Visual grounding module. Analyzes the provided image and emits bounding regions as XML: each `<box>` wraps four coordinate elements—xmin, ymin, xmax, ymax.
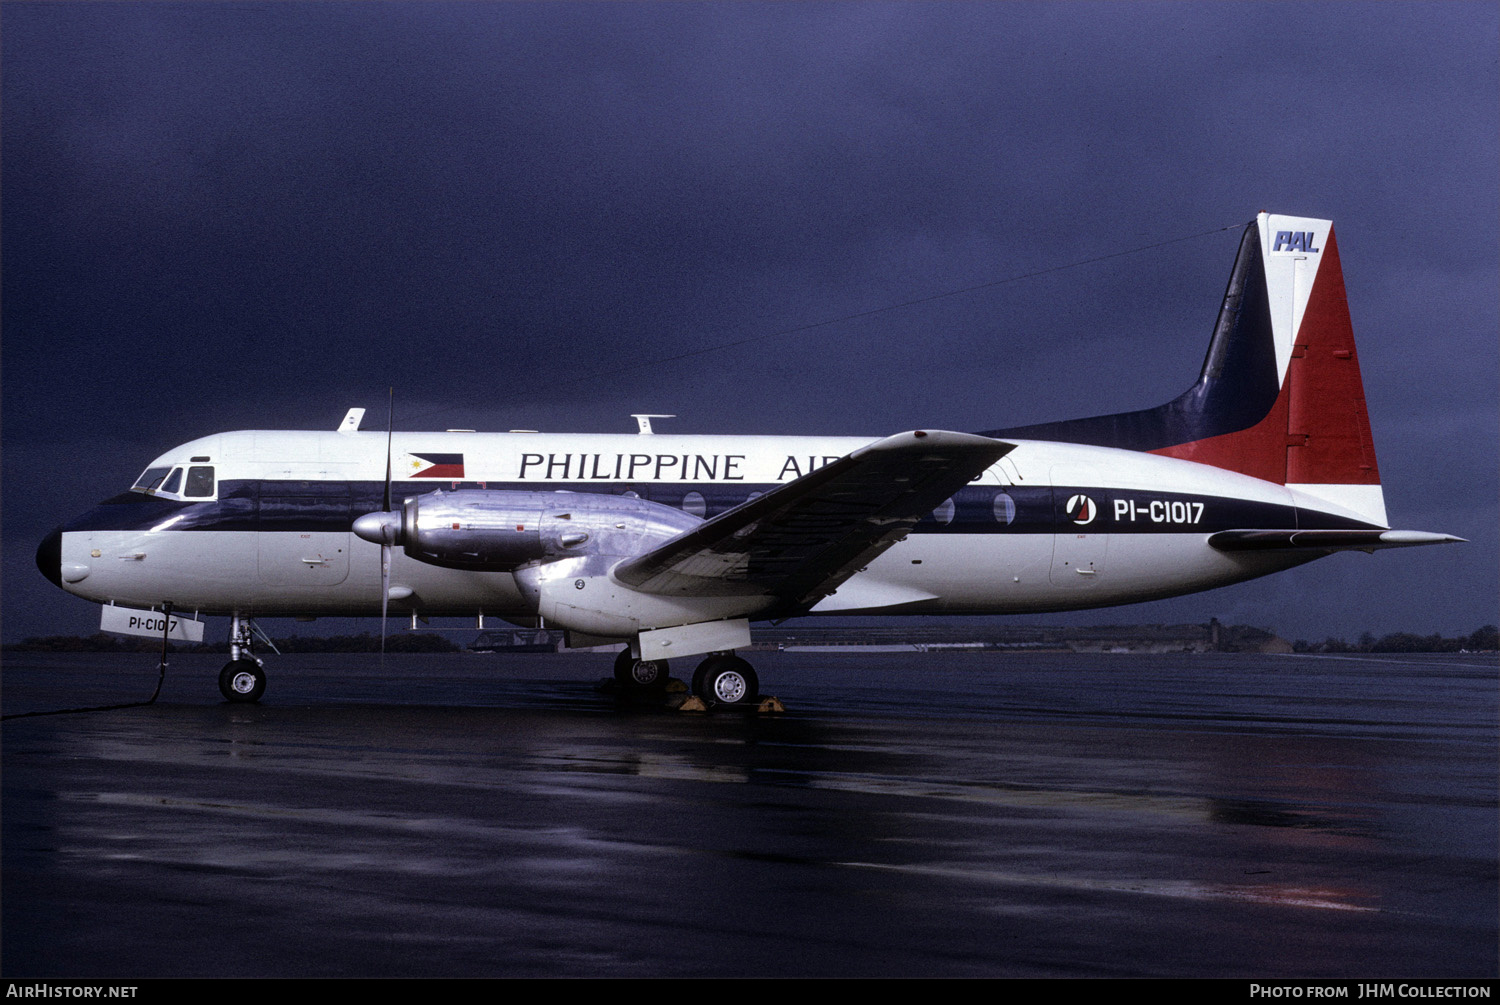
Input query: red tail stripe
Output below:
<box><xmin>1284</xmin><ymin>230</ymin><xmax>1380</xmax><ymax>484</ymax></box>
<box><xmin>1152</xmin><ymin>228</ymin><xmax>1380</xmax><ymax>486</ymax></box>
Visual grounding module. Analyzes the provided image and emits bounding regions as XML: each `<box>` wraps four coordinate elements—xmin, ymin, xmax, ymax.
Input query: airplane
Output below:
<box><xmin>36</xmin><ymin>213</ymin><xmax>1461</xmax><ymax>707</ymax></box>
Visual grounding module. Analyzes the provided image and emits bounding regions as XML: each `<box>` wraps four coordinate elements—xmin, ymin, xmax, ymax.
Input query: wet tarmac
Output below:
<box><xmin>3</xmin><ymin>649</ymin><xmax>1495</xmax><ymax>978</ymax></box>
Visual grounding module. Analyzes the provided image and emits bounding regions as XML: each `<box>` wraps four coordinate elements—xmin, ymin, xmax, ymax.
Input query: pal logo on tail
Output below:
<box><xmin>1272</xmin><ymin>230</ymin><xmax>1320</xmax><ymax>253</ymax></box>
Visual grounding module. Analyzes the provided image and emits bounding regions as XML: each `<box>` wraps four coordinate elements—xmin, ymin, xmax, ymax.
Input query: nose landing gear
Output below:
<box><xmin>219</xmin><ymin>660</ymin><xmax>266</xmax><ymax>703</ymax></box>
<box><xmin>219</xmin><ymin>614</ymin><xmax>271</xmax><ymax>703</ymax></box>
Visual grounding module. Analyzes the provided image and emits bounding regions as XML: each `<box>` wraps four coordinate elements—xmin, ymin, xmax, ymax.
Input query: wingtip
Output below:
<box><xmin>870</xmin><ymin>429</ymin><xmax>1015</xmax><ymax>454</ymax></box>
<box><xmin>1379</xmin><ymin>531</ymin><xmax>1467</xmax><ymax>546</ymax></box>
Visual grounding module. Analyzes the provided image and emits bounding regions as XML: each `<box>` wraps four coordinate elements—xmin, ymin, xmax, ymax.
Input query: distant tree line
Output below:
<box><xmin>4</xmin><ymin>632</ymin><xmax>462</xmax><ymax>654</ymax></box>
<box><xmin>1291</xmin><ymin>625</ymin><xmax>1498</xmax><ymax>654</ymax></box>
<box><xmin>7</xmin><ymin>625</ymin><xmax>1495</xmax><ymax>655</ymax></box>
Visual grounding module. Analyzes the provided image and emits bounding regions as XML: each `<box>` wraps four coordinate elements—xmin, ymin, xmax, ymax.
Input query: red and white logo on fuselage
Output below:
<box><xmin>1065</xmin><ymin>494</ymin><xmax>1097</xmax><ymax>525</ymax></box>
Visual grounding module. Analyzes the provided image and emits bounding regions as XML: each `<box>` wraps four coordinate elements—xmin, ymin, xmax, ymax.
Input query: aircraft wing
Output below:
<box><xmin>613</xmin><ymin>430</ymin><xmax>1014</xmax><ymax>610</ymax></box>
<box><xmin>1208</xmin><ymin>529</ymin><xmax>1465</xmax><ymax>553</ymax></box>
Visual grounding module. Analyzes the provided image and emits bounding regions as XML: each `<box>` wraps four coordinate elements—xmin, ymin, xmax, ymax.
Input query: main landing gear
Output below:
<box><xmin>219</xmin><ymin>614</ymin><xmax>268</xmax><ymax>703</ymax></box>
<box><xmin>612</xmin><ymin>647</ymin><xmax>762</xmax><ymax>707</ymax></box>
<box><xmin>614</xmin><ymin>647</ymin><xmax>670</xmax><ymax>690</ymax></box>
<box><xmin>691</xmin><ymin>653</ymin><xmax>759</xmax><ymax>707</ymax></box>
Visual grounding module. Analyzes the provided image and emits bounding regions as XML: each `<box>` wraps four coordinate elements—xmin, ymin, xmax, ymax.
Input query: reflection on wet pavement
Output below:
<box><xmin>4</xmin><ymin>651</ymin><xmax>1495</xmax><ymax>977</ymax></box>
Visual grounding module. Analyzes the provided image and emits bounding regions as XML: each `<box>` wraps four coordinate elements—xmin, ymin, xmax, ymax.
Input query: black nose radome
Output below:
<box><xmin>36</xmin><ymin>526</ymin><xmax>63</xmax><ymax>589</ymax></box>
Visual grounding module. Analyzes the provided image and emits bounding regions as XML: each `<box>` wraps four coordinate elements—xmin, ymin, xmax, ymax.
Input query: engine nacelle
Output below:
<box><xmin>354</xmin><ymin>489</ymin><xmax>703</xmax><ymax>572</ymax></box>
<box><xmin>512</xmin><ymin>553</ymin><xmax>766</xmax><ymax>640</ymax></box>
<box><xmin>354</xmin><ymin>488</ymin><xmax>771</xmax><ymax>643</ymax></box>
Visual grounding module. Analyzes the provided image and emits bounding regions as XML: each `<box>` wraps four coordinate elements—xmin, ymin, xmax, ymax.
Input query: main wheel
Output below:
<box><xmin>218</xmin><ymin>659</ymin><xmax>266</xmax><ymax>703</ymax></box>
<box><xmin>692</xmin><ymin>655</ymin><xmax>759</xmax><ymax>706</ymax></box>
<box><xmin>613</xmin><ymin>647</ymin><xmax>669</xmax><ymax>689</ymax></box>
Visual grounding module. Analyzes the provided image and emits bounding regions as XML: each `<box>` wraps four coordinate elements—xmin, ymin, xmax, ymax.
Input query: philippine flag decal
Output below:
<box><xmin>405</xmin><ymin>453</ymin><xmax>465</xmax><ymax>479</ymax></box>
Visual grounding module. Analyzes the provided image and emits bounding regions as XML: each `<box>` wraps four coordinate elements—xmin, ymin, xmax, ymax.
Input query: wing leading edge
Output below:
<box><xmin>614</xmin><ymin>430</ymin><xmax>1014</xmax><ymax>611</ymax></box>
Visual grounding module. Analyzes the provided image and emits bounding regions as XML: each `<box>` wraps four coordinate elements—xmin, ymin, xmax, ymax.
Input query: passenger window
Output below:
<box><xmin>160</xmin><ymin>468</ymin><xmax>183</xmax><ymax>495</ymax></box>
<box><xmin>993</xmin><ymin>492</ymin><xmax>1016</xmax><ymax>526</ymax></box>
<box><xmin>184</xmin><ymin>466</ymin><xmax>215</xmax><ymax>498</ymax></box>
<box><xmin>681</xmin><ymin>491</ymin><xmax>707</xmax><ymax>519</ymax></box>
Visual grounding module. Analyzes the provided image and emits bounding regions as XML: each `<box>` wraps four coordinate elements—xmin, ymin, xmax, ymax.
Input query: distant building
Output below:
<box><xmin>469</xmin><ymin>629</ymin><xmax>562</xmax><ymax>653</ymax></box>
<box><xmin>752</xmin><ymin>622</ymin><xmax>1293</xmax><ymax>654</ymax></box>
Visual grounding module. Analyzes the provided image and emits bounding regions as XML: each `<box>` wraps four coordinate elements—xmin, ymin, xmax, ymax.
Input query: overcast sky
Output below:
<box><xmin>4</xmin><ymin>1</ymin><xmax>1496</xmax><ymax>644</ymax></box>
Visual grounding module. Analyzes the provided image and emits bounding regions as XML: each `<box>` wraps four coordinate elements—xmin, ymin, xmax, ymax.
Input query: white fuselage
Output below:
<box><xmin>51</xmin><ymin>428</ymin><xmax>1371</xmax><ymax>623</ymax></box>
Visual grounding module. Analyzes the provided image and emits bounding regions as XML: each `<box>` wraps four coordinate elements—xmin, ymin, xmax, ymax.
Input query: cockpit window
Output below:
<box><xmin>184</xmin><ymin>466</ymin><xmax>215</xmax><ymax>498</ymax></box>
<box><xmin>130</xmin><ymin>463</ymin><xmax>216</xmax><ymax>499</ymax></box>
<box><xmin>132</xmin><ymin>466</ymin><xmax>172</xmax><ymax>493</ymax></box>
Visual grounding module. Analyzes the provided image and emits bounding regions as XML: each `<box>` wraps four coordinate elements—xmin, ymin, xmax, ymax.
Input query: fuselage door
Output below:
<box><xmin>256</xmin><ymin>480</ymin><xmax>352</xmax><ymax>589</ymax></box>
<box><xmin>1049</xmin><ymin>466</ymin><xmax>1110</xmax><ymax>588</ymax></box>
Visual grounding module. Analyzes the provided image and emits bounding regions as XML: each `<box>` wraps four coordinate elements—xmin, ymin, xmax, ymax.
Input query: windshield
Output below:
<box><xmin>131</xmin><ymin>466</ymin><xmax>172</xmax><ymax>493</ymax></box>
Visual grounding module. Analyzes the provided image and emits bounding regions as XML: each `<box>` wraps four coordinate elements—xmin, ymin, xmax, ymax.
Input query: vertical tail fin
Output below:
<box><xmin>982</xmin><ymin>212</ymin><xmax>1387</xmax><ymax>525</ymax></box>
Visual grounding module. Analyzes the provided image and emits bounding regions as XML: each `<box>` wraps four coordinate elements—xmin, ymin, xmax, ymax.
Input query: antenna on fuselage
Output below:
<box><xmin>631</xmin><ymin>414</ymin><xmax>676</xmax><ymax>434</ymax></box>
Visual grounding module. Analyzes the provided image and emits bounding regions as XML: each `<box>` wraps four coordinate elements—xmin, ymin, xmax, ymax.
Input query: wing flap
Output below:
<box><xmin>614</xmin><ymin>430</ymin><xmax>1013</xmax><ymax>608</ymax></box>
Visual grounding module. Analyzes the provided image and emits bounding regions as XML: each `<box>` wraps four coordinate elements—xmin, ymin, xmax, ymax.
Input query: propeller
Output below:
<box><xmin>352</xmin><ymin>389</ymin><xmax>400</xmax><ymax>656</ymax></box>
<box><xmin>381</xmin><ymin>389</ymin><xmax>392</xmax><ymax>654</ymax></box>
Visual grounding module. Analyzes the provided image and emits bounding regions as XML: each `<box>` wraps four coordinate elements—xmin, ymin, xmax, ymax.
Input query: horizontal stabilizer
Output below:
<box><xmin>1208</xmin><ymin>529</ymin><xmax>1465</xmax><ymax>553</ymax></box>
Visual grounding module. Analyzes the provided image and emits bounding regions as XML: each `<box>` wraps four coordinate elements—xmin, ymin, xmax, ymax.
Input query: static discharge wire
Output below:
<box><xmin>2</xmin><ymin>605</ymin><xmax>172</xmax><ymax>720</ymax></box>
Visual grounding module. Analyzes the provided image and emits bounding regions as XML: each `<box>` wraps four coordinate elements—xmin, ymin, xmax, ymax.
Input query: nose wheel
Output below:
<box><xmin>218</xmin><ymin>659</ymin><xmax>266</xmax><ymax>703</ymax></box>
<box><xmin>692</xmin><ymin>654</ymin><xmax>759</xmax><ymax>706</ymax></box>
<box><xmin>220</xmin><ymin>614</ymin><xmax>271</xmax><ymax>702</ymax></box>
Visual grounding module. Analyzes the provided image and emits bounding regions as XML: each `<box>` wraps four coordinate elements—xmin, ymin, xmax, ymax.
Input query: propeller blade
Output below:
<box><xmin>383</xmin><ymin>388</ymin><xmax>394</xmax><ymax>512</ymax></box>
<box><xmin>380</xmin><ymin>542</ymin><xmax>391</xmax><ymax>655</ymax></box>
<box><xmin>381</xmin><ymin>388</ymin><xmax>394</xmax><ymax>656</ymax></box>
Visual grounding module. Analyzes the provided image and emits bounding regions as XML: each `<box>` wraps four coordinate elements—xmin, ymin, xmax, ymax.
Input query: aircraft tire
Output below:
<box><xmin>613</xmin><ymin>648</ymin><xmax>669</xmax><ymax>689</ymax></box>
<box><xmin>218</xmin><ymin>659</ymin><xmax>266</xmax><ymax>703</ymax></box>
<box><xmin>692</xmin><ymin>655</ymin><xmax>759</xmax><ymax>707</ymax></box>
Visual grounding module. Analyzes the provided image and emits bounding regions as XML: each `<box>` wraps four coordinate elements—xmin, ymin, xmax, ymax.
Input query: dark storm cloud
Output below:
<box><xmin>4</xmin><ymin>2</ymin><xmax>1496</xmax><ymax>640</ymax></box>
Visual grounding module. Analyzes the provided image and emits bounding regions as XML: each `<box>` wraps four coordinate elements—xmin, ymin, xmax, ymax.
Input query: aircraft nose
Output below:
<box><xmin>36</xmin><ymin>526</ymin><xmax>63</xmax><ymax>588</ymax></box>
